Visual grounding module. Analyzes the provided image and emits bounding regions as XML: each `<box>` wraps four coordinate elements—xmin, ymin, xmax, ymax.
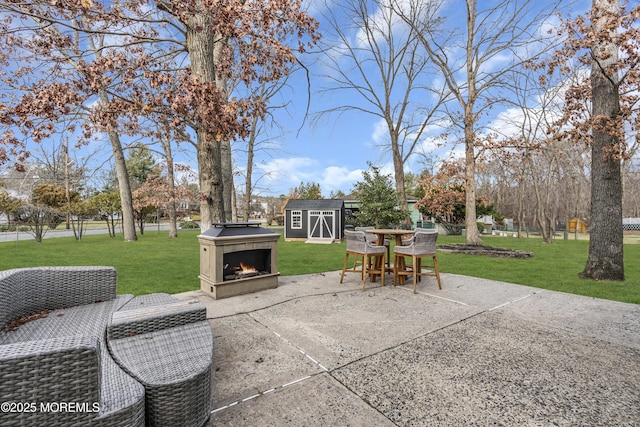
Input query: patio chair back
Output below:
<box><xmin>412</xmin><ymin>229</ymin><xmax>438</xmax><ymax>255</ymax></box>
<box><xmin>345</xmin><ymin>229</ymin><xmax>375</xmax><ymax>254</ymax></box>
<box><xmin>354</xmin><ymin>226</ymin><xmax>377</xmax><ymax>244</ymax></box>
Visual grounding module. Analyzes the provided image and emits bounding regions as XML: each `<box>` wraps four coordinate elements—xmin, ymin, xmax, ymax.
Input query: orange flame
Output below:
<box><xmin>238</xmin><ymin>262</ymin><xmax>258</xmax><ymax>274</ymax></box>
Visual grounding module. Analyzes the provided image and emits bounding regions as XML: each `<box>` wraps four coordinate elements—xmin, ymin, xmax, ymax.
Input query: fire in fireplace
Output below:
<box><xmin>198</xmin><ymin>222</ymin><xmax>280</xmax><ymax>299</ymax></box>
<box><xmin>224</xmin><ymin>249</ymin><xmax>271</xmax><ymax>280</ymax></box>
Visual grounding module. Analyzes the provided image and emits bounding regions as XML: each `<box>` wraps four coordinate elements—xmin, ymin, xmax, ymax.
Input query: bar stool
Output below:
<box><xmin>393</xmin><ymin>229</ymin><xmax>441</xmax><ymax>293</ymax></box>
<box><xmin>340</xmin><ymin>230</ymin><xmax>386</xmax><ymax>290</ymax></box>
<box><xmin>355</xmin><ymin>226</ymin><xmax>391</xmax><ymax>270</ymax></box>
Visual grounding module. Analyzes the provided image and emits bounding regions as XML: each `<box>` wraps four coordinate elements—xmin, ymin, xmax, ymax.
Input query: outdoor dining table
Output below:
<box><xmin>368</xmin><ymin>229</ymin><xmax>415</xmax><ymax>285</ymax></box>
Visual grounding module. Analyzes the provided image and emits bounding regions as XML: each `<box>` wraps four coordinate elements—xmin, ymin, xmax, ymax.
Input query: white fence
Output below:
<box><xmin>623</xmin><ymin>218</ymin><xmax>640</xmax><ymax>231</ymax></box>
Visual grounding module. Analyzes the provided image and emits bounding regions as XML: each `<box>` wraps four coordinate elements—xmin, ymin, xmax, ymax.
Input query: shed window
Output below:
<box><xmin>292</xmin><ymin>210</ymin><xmax>302</xmax><ymax>229</ymax></box>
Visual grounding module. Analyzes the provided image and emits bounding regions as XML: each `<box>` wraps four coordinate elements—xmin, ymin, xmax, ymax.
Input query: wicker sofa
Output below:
<box><xmin>0</xmin><ymin>266</ymin><xmax>212</xmax><ymax>427</ymax></box>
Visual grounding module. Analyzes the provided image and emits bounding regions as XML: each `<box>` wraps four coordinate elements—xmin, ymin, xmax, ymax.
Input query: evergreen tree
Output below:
<box><xmin>353</xmin><ymin>163</ymin><xmax>408</xmax><ymax>228</ymax></box>
<box><xmin>296</xmin><ymin>182</ymin><xmax>323</xmax><ymax>199</ymax></box>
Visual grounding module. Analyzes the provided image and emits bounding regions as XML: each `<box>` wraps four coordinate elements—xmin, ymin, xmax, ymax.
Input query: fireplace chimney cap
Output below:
<box><xmin>212</xmin><ymin>222</ymin><xmax>261</xmax><ymax>228</ymax></box>
<box><xmin>200</xmin><ymin>222</ymin><xmax>279</xmax><ymax>238</ymax></box>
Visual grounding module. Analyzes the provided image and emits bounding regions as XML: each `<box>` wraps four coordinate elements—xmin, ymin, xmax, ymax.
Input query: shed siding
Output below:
<box><xmin>283</xmin><ymin>199</ymin><xmax>345</xmax><ymax>241</ymax></box>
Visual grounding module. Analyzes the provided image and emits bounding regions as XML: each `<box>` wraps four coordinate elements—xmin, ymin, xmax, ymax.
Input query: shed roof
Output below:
<box><xmin>284</xmin><ymin>199</ymin><xmax>344</xmax><ymax>210</ymax></box>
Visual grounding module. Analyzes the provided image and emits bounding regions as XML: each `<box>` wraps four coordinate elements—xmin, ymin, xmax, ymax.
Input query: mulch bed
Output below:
<box><xmin>437</xmin><ymin>244</ymin><xmax>534</xmax><ymax>258</ymax></box>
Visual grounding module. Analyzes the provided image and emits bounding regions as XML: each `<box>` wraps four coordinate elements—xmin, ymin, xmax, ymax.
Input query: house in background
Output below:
<box><xmin>283</xmin><ymin>199</ymin><xmax>345</xmax><ymax>242</ymax></box>
<box><xmin>343</xmin><ymin>195</ymin><xmax>427</xmax><ymax>229</ymax></box>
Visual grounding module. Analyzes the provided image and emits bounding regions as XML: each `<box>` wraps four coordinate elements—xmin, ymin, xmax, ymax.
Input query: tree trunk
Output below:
<box><xmin>531</xmin><ymin>155</ymin><xmax>556</xmax><ymax>244</ymax></box>
<box><xmin>464</xmin><ymin>115</ymin><xmax>482</xmax><ymax>245</ymax></box>
<box><xmin>108</xmin><ymin>131</ymin><xmax>137</xmax><ymax>242</ymax></box>
<box><xmin>231</xmin><ymin>180</ymin><xmax>237</xmax><ymax>221</ymax></box>
<box><xmin>216</xmin><ymin>35</ymin><xmax>234</xmax><ymax>223</ymax></box>
<box><xmin>161</xmin><ymin>136</ymin><xmax>178</xmax><ymax>238</ymax></box>
<box><xmin>516</xmin><ymin>165</ymin><xmax>528</xmax><ymax>238</ymax></box>
<box><xmin>581</xmin><ymin>0</ymin><xmax>624</xmax><ymax>281</ymax></box>
<box><xmin>463</xmin><ymin>0</ymin><xmax>482</xmax><ymax>245</ymax></box>
<box><xmin>221</xmin><ymin>138</ymin><xmax>234</xmax><ymax>222</ymax></box>
<box><xmin>244</xmin><ymin>116</ymin><xmax>258</xmax><ymax>222</ymax></box>
<box><xmin>186</xmin><ymin>6</ymin><xmax>226</xmax><ymax>231</ymax></box>
<box><xmin>391</xmin><ymin>131</ymin><xmax>411</xmax><ymax>228</ymax></box>
<box><xmin>196</xmin><ymin>129</ymin><xmax>225</xmax><ymax>230</ymax></box>
<box><xmin>97</xmin><ymin>87</ymin><xmax>136</xmax><ymax>242</ymax></box>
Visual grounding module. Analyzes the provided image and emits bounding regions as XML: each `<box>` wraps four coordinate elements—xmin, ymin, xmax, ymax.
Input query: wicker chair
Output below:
<box><xmin>355</xmin><ymin>226</ymin><xmax>391</xmax><ymax>269</ymax></box>
<box><xmin>340</xmin><ymin>230</ymin><xmax>386</xmax><ymax>290</ymax></box>
<box><xmin>0</xmin><ymin>267</ymin><xmax>213</xmax><ymax>427</ymax></box>
<box><xmin>0</xmin><ymin>267</ymin><xmax>145</xmax><ymax>426</ymax></box>
<box><xmin>393</xmin><ymin>229</ymin><xmax>442</xmax><ymax>293</ymax></box>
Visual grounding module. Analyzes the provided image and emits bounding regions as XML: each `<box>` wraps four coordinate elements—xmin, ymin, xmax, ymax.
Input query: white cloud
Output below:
<box><xmin>249</xmin><ymin>157</ymin><xmax>365</xmax><ymax>196</ymax></box>
<box><xmin>321</xmin><ymin>166</ymin><xmax>363</xmax><ymax>193</ymax></box>
<box><xmin>258</xmin><ymin>157</ymin><xmax>319</xmax><ymax>188</ymax></box>
<box><xmin>371</xmin><ymin>118</ymin><xmax>389</xmax><ymax>145</ymax></box>
<box><xmin>488</xmin><ymin>108</ymin><xmax>532</xmax><ymax>139</ymax></box>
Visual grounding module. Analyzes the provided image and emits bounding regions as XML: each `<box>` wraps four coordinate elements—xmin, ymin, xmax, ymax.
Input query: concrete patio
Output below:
<box><xmin>176</xmin><ymin>271</ymin><xmax>640</xmax><ymax>426</ymax></box>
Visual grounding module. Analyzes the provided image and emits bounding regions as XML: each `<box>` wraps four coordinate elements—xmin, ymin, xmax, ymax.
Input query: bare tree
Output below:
<box><xmin>490</xmin><ymin>65</ymin><xmax>591</xmax><ymax>242</ymax></box>
<box><xmin>317</xmin><ymin>0</ymin><xmax>448</xmax><ymax>227</ymax></box>
<box><xmin>233</xmin><ymin>67</ymin><xmax>295</xmax><ymax>223</ymax></box>
<box><xmin>158</xmin><ymin>134</ymin><xmax>179</xmax><ymax>238</ymax></box>
<box><xmin>395</xmin><ymin>0</ymin><xmax>564</xmax><ymax>244</ymax></box>
<box><xmin>624</xmin><ymin>158</ymin><xmax>640</xmax><ymax>217</ymax></box>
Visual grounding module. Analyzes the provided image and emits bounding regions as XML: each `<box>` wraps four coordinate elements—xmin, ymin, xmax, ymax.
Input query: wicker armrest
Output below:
<box><xmin>108</xmin><ymin>300</ymin><xmax>206</xmax><ymax>340</ymax></box>
<box><xmin>1</xmin><ymin>267</ymin><xmax>118</xmax><ymax>330</ymax></box>
<box><xmin>0</xmin><ymin>335</ymin><xmax>101</xmax><ymax>404</ymax></box>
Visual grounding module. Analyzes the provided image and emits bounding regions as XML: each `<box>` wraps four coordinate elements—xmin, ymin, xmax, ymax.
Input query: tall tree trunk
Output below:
<box><xmin>464</xmin><ymin>112</ymin><xmax>482</xmax><ymax>245</ymax></box>
<box><xmin>244</xmin><ymin>116</ymin><xmax>257</xmax><ymax>222</ymax></box>
<box><xmin>196</xmin><ymin>129</ymin><xmax>225</xmax><ymax>230</ymax></box>
<box><xmin>463</xmin><ymin>0</ymin><xmax>482</xmax><ymax>245</ymax></box>
<box><xmin>391</xmin><ymin>131</ymin><xmax>411</xmax><ymax>228</ymax></box>
<box><xmin>210</xmin><ymin>31</ymin><xmax>234</xmax><ymax>223</ymax></box>
<box><xmin>222</xmin><ymin>138</ymin><xmax>233</xmax><ymax>222</ymax></box>
<box><xmin>97</xmin><ymin>87</ymin><xmax>137</xmax><ymax>242</ymax></box>
<box><xmin>231</xmin><ymin>180</ymin><xmax>237</xmax><ymax>221</ymax></box>
<box><xmin>532</xmin><ymin>180</ymin><xmax>550</xmax><ymax>243</ymax></box>
<box><xmin>532</xmin><ymin>154</ymin><xmax>557</xmax><ymax>244</ymax></box>
<box><xmin>581</xmin><ymin>0</ymin><xmax>624</xmax><ymax>280</ymax></box>
<box><xmin>160</xmin><ymin>136</ymin><xmax>178</xmax><ymax>238</ymax></box>
<box><xmin>186</xmin><ymin>7</ymin><xmax>226</xmax><ymax>230</ymax></box>
<box><xmin>217</xmin><ymin>35</ymin><xmax>234</xmax><ymax>223</ymax></box>
<box><xmin>108</xmin><ymin>131</ymin><xmax>137</xmax><ymax>242</ymax></box>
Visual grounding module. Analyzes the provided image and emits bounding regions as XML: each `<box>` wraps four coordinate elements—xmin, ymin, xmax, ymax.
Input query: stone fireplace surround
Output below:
<box><xmin>198</xmin><ymin>223</ymin><xmax>280</xmax><ymax>300</ymax></box>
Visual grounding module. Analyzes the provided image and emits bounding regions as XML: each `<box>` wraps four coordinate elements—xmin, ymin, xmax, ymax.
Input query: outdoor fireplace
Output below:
<box><xmin>198</xmin><ymin>222</ymin><xmax>280</xmax><ymax>299</ymax></box>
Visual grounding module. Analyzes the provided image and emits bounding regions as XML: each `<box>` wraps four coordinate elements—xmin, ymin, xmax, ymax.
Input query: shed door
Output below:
<box><xmin>308</xmin><ymin>210</ymin><xmax>334</xmax><ymax>239</ymax></box>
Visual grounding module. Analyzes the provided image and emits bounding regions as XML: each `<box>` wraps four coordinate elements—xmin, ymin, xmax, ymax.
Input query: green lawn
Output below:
<box><xmin>1</xmin><ymin>230</ymin><xmax>638</xmax><ymax>304</ymax></box>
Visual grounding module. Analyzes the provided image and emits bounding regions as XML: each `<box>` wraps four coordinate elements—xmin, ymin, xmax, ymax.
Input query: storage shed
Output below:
<box><xmin>283</xmin><ymin>199</ymin><xmax>345</xmax><ymax>242</ymax></box>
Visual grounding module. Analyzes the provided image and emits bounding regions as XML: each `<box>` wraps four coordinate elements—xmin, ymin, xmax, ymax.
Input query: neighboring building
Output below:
<box><xmin>283</xmin><ymin>199</ymin><xmax>345</xmax><ymax>242</ymax></box>
<box><xmin>344</xmin><ymin>195</ymin><xmax>425</xmax><ymax>229</ymax></box>
<box><xmin>568</xmin><ymin>218</ymin><xmax>587</xmax><ymax>233</ymax></box>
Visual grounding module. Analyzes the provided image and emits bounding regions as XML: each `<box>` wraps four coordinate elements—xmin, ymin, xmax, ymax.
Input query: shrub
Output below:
<box><xmin>179</xmin><ymin>220</ymin><xmax>200</xmax><ymax>229</ymax></box>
